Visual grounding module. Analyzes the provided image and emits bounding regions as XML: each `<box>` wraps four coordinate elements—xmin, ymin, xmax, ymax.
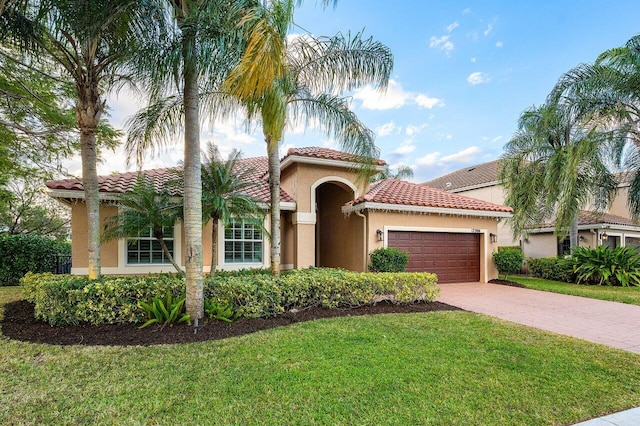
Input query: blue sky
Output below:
<box><xmin>75</xmin><ymin>1</ymin><xmax>640</xmax><ymax>182</ymax></box>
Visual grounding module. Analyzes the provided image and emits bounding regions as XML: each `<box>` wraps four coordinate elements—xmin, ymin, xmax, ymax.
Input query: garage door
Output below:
<box><xmin>388</xmin><ymin>231</ymin><xmax>480</xmax><ymax>283</ymax></box>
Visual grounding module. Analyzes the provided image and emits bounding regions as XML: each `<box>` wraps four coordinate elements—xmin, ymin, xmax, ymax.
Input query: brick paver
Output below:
<box><xmin>437</xmin><ymin>283</ymin><xmax>640</xmax><ymax>353</ymax></box>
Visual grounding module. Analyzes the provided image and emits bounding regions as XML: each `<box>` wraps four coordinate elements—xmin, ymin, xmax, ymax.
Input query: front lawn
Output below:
<box><xmin>510</xmin><ymin>276</ymin><xmax>640</xmax><ymax>306</ymax></box>
<box><xmin>1</xmin><ymin>286</ymin><xmax>640</xmax><ymax>425</ymax></box>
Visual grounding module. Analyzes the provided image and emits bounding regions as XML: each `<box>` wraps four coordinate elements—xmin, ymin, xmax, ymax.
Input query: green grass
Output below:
<box><xmin>510</xmin><ymin>276</ymin><xmax>640</xmax><ymax>306</ymax></box>
<box><xmin>2</xmin><ymin>286</ymin><xmax>640</xmax><ymax>425</ymax></box>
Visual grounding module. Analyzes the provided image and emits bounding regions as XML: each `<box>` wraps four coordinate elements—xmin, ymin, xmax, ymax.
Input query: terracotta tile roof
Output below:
<box><xmin>534</xmin><ymin>210</ymin><xmax>640</xmax><ymax>229</ymax></box>
<box><xmin>284</xmin><ymin>146</ymin><xmax>386</xmax><ymax>166</ymax></box>
<box><xmin>423</xmin><ymin>160</ymin><xmax>500</xmax><ymax>192</ymax></box>
<box><xmin>45</xmin><ymin>157</ymin><xmax>295</xmax><ymax>203</ymax></box>
<box><xmin>350</xmin><ymin>179</ymin><xmax>512</xmax><ymax>213</ymax></box>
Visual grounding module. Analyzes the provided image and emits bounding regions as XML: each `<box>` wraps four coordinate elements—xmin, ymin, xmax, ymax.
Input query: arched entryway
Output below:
<box><xmin>314</xmin><ymin>181</ymin><xmax>364</xmax><ymax>270</ymax></box>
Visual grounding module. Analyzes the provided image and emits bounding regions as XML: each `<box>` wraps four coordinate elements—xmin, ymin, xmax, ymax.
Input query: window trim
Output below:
<box><xmin>125</xmin><ymin>225</ymin><xmax>175</xmax><ymax>266</ymax></box>
<box><xmin>222</xmin><ymin>219</ymin><xmax>264</xmax><ymax>265</ymax></box>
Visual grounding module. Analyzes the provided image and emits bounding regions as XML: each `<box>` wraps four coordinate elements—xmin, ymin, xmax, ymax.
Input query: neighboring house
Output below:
<box><xmin>46</xmin><ymin>147</ymin><xmax>512</xmax><ymax>283</ymax></box>
<box><xmin>424</xmin><ymin>161</ymin><xmax>640</xmax><ymax>258</ymax></box>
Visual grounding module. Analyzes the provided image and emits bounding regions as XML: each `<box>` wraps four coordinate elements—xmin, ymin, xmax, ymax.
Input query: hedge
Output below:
<box><xmin>0</xmin><ymin>234</ymin><xmax>71</xmax><ymax>285</ymax></box>
<box><xmin>527</xmin><ymin>257</ymin><xmax>575</xmax><ymax>282</ymax></box>
<box><xmin>21</xmin><ymin>268</ymin><xmax>439</xmax><ymax>326</ymax></box>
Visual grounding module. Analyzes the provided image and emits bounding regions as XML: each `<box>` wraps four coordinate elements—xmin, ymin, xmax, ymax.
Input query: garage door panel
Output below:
<box><xmin>388</xmin><ymin>231</ymin><xmax>480</xmax><ymax>283</ymax></box>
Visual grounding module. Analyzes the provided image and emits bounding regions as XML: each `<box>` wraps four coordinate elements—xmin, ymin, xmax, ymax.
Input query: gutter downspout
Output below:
<box><xmin>355</xmin><ymin>210</ymin><xmax>367</xmax><ymax>272</ymax></box>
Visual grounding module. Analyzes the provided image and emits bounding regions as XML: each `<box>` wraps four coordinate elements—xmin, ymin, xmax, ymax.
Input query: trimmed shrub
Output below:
<box><xmin>22</xmin><ymin>272</ymin><xmax>184</xmax><ymax>325</ymax></box>
<box><xmin>527</xmin><ymin>257</ymin><xmax>574</xmax><ymax>282</ymax></box>
<box><xmin>571</xmin><ymin>246</ymin><xmax>640</xmax><ymax>286</ymax></box>
<box><xmin>369</xmin><ymin>247</ymin><xmax>409</xmax><ymax>272</ymax></box>
<box><xmin>492</xmin><ymin>247</ymin><xmax>524</xmax><ymax>280</ymax></box>
<box><xmin>0</xmin><ymin>234</ymin><xmax>71</xmax><ymax>285</ymax></box>
<box><xmin>22</xmin><ymin>268</ymin><xmax>440</xmax><ymax>325</ymax></box>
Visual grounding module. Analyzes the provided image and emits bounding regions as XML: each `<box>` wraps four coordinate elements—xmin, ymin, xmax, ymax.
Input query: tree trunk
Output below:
<box><xmin>182</xmin><ymin>29</ymin><xmax>203</xmax><ymax>321</ymax></box>
<box><xmin>267</xmin><ymin>138</ymin><xmax>281</xmax><ymax>276</ymax></box>
<box><xmin>159</xmin><ymin>237</ymin><xmax>185</xmax><ymax>276</ymax></box>
<box><xmin>211</xmin><ymin>215</ymin><xmax>218</xmax><ymax>275</ymax></box>
<box><xmin>77</xmin><ymin>82</ymin><xmax>102</xmax><ymax>280</ymax></box>
<box><xmin>569</xmin><ymin>219</ymin><xmax>579</xmax><ymax>253</ymax></box>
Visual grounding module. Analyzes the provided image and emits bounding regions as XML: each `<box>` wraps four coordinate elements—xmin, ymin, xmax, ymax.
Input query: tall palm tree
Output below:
<box><xmin>126</xmin><ymin>0</ymin><xmax>280</xmax><ymax>322</ymax></box>
<box><xmin>227</xmin><ymin>0</ymin><xmax>393</xmax><ymax>275</ymax></box>
<box><xmin>102</xmin><ymin>176</ymin><xmax>184</xmax><ymax>275</ymax></box>
<box><xmin>2</xmin><ymin>0</ymin><xmax>161</xmax><ymax>279</ymax></box>
<box><xmin>551</xmin><ymin>35</ymin><xmax>640</xmax><ymax>218</ymax></box>
<box><xmin>500</xmin><ymin>102</ymin><xmax>626</xmax><ymax>250</ymax></box>
<box><xmin>200</xmin><ymin>143</ymin><xmax>264</xmax><ymax>272</ymax></box>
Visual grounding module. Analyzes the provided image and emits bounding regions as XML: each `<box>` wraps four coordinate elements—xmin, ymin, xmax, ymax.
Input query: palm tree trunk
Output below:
<box><xmin>182</xmin><ymin>29</ymin><xmax>203</xmax><ymax>322</ymax></box>
<box><xmin>569</xmin><ymin>219</ymin><xmax>579</xmax><ymax>252</ymax></box>
<box><xmin>211</xmin><ymin>215</ymin><xmax>218</xmax><ymax>274</ymax></box>
<box><xmin>267</xmin><ymin>138</ymin><xmax>281</xmax><ymax>276</ymax></box>
<box><xmin>77</xmin><ymin>84</ymin><xmax>102</xmax><ymax>279</ymax></box>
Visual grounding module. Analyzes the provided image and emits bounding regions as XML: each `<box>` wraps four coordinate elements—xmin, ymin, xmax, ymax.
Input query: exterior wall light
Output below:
<box><xmin>601</xmin><ymin>232</ymin><xmax>608</xmax><ymax>241</ymax></box>
<box><xmin>376</xmin><ymin>229</ymin><xmax>383</xmax><ymax>242</ymax></box>
<box><xmin>489</xmin><ymin>233</ymin><xmax>498</xmax><ymax>243</ymax></box>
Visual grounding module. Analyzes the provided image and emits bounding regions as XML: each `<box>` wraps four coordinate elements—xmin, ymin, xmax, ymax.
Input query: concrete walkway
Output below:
<box><xmin>437</xmin><ymin>283</ymin><xmax>640</xmax><ymax>353</ymax></box>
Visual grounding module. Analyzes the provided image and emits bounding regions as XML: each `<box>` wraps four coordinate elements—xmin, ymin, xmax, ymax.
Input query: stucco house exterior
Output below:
<box><xmin>46</xmin><ymin>147</ymin><xmax>512</xmax><ymax>283</ymax></box>
<box><xmin>424</xmin><ymin>161</ymin><xmax>640</xmax><ymax>258</ymax></box>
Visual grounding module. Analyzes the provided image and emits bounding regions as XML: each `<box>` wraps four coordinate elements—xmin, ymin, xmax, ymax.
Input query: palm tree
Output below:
<box><xmin>125</xmin><ymin>0</ymin><xmax>281</xmax><ymax>322</ymax></box>
<box><xmin>227</xmin><ymin>0</ymin><xmax>393</xmax><ymax>275</ymax></box>
<box><xmin>2</xmin><ymin>0</ymin><xmax>161</xmax><ymax>279</ymax></box>
<box><xmin>102</xmin><ymin>176</ymin><xmax>184</xmax><ymax>275</ymax></box>
<box><xmin>500</xmin><ymin>101</ymin><xmax>626</xmax><ymax>250</ymax></box>
<box><xmin>175</xmin><ymin>142</ymin><xmax>265</xmax><ymax>273</ymax></box>
<box><xmin>551</xmin><ymin>35</ymin><xmax>640</xmax><ymax>218</ymax></box>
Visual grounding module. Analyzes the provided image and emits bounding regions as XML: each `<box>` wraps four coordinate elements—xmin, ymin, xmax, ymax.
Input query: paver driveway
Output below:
<box><xmin>437</xmin><ymin>283</ymin><xmax>640</xmax><ymax>353</ymax></box>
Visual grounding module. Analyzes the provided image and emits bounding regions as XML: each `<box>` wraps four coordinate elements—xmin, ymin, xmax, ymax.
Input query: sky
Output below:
<box><xmin>65</xmin><ymin>0</ymin><xmax>640</xmax><ymax>183</ymax></box>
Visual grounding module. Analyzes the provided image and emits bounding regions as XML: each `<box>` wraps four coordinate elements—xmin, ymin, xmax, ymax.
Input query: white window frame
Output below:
<box><xmin>223</xmin><ymin>219</ymin><xmax>264</xmax><ymax>265</ymax></box>
<box><xmin>126</xmin><ymin>225</ymin><xmax>175</xmax><ymax>266</ymax></box>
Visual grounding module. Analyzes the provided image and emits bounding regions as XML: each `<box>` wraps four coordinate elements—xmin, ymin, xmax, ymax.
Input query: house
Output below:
<box><xmin>45</xmin><ymin>147</ymin><xmax>512</xmax><ymax>283</ymax></box>
<box><xmin>424</xmin><ymin>161</ymin><xmax>640</xmax><ymax>257</ymax></box>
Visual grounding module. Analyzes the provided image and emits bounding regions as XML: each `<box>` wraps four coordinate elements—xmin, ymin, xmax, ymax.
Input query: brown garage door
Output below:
<box><xmin>388</xmin><ymin>231</ymin><xmax>480</xmax><ymax>283</ymax></box>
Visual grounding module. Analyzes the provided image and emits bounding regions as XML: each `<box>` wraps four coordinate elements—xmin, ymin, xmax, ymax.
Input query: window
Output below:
<box><xmin>127</xmin><ymin>226</ymin><xmax>174</xmax><ymax>264</ymax></box>
<box><xmin>626</xmin><ymin>236</ymin><xmax>640</xmax><ymax>251</ymax></box>
<box><xmin>224</xmin><ymin>219</ymin><xmax>263</xmax><ymax>263</ymax></box>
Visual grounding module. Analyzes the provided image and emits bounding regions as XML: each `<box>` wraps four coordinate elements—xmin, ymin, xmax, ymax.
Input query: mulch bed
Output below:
<box><xmin>488</xmin><ymin>278</ymin><xmax>526</xmax><ymax>288</ymax></box>
<box><xmin>1</xmin><ymin>300</ymin><xmax>462</xmax><ymax>347</ymax></box>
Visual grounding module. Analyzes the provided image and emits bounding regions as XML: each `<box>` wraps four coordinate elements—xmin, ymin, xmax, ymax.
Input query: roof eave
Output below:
<box><xmin>281</xmin><ymin>155</ymin><xmax>386</xmax><ymax>173</ymax></box>
<box><xmin>47</xmin><ymin>188</ymin><xmax>297</xmax><ymax>211</ymax></box>
<box><xmin>342</xmin><ymin>201</ymin><xmax>512</xmax><ymax>219</ymax></box>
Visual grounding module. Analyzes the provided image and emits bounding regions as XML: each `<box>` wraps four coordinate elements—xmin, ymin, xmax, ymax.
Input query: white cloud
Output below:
<box><xmin>354</xmin><ymin>79</ymin><xmax>409</xmax><ymax>110</ymax></box>
<box><xmin>376</xmin><ymin>121</ymin><xmax>398</xmax><ymax>137</ymax></box>
<box><xmin>446</xmin><ymin>21</ymin><xmax>459</xmax><ymax>33</ymax></box>
<box><xmin>467</xmin><ymin>72</ymin><xmax>490</xmax><ymax>85</ymax></box>
<box><xmin>462</xmin><ymin>7</ymin><xmax>472</xmax><ymax>14</ymax></box>
<box><xmin>496</xmin><ymin>41</ymin><xmax>503</xmax><ymax>48</ymax></box>
<box><xmin>484</xmin><ymin>23</ymin><xmax>493</xmax><ymax>36</ymax></box>
<box><xmin>429</xmin><ymin>35</ymin><xmax>454</xmax><ymax>56</ymax></box>
<box><xmin>440</xmin><ymin>146</ymin><xmax>481</xmax><ymax>163</ymax></box>
<box><xmin>353</xmin><ymin>79</ymin><xmax>444</xmax><ymax>111</ymax></box>
<box><xmin>405</xmin><ymin>124</ymin><xmax>427</xmax><ymax>136</ymax></box>
<box><xmin>470</xmin><ymin>57</ymin><xmax>477</xmax><ymax>63</ymax></box>
<box><xmin>394</xmin><ymin>141</ymin><xmax>416</xmax><ymax>155</ymax></box>
<box><xmin>416</xmin><ymin>152</ymin><xmax>440</xmax><ymax>167</ymax></box>
<box><xmin>415</xmin><ymin>94</ymin><xmax>444</xmax><ymax>109</ymax></box>
<box><xmin>491</xmin><ymin>135</ymin><xmax>503</xmax><ymax>143</ymax></box>
<box><xmin>437</xmin><ymin>133</ymin><xmax>453</xmax><ymax>140</ymax></box>
<box><xmin>281</xmin><ymin>143</ymin><xmax>295</xmax><ymax>154</ymax></box>
<box><xmin>322</xmin><ymin>139</ymin><xmax>338</xmax><ymax>150</ymax></box>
